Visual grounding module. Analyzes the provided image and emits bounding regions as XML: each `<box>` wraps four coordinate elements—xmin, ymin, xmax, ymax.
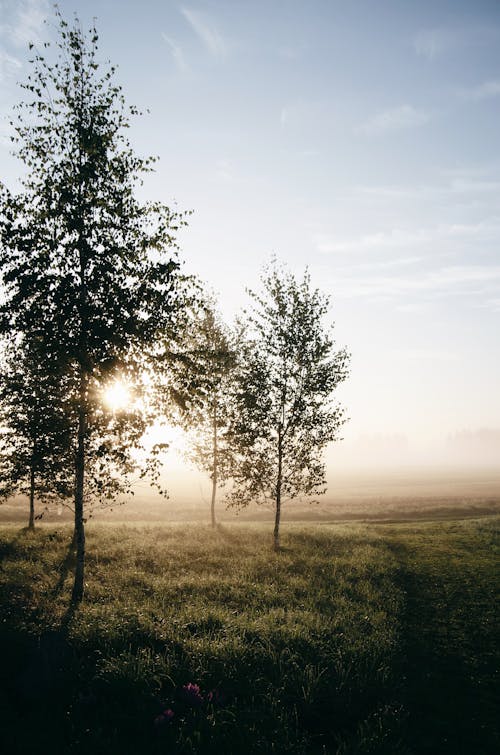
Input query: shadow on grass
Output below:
<box><xmin>389</xmin><ymin>539</ymin><xmax>499</xmax><ymax>755</ymax></box>
<box><xmin>0</xmin><ymin>531</ymin><xmax>87</xmax><ymax>755</ymax></box>
<box><xmin>0</xmin><ymin>526</ymin><xmax>37</xmax><ymax>567</ymax></box>
<box><xmin>50</xmin><ymin>534</ymin><xmax>76</xmax><ymax>600</ymax></box>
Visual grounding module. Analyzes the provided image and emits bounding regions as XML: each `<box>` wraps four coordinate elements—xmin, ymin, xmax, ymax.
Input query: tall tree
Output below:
<box><xmin>0</xmin><ymin>12</ymin><xmax>185</xmax><ymax>600</ymax></box>
<box><xmin>177</xmin><ymin>303</ymin><xmax>236</xmax><ymax>527</ymax></box>
<box><xmin>227</xmin><ymin>262</ymin><xmax>349</xmax><ymax>550</ymax></box>
<box><xmin>0</xmin><ymin>334</ymin><xmax>73</xmax><ymax>528</ymax></box>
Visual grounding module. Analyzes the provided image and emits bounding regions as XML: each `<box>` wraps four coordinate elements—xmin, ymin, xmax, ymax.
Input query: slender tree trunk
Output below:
<box><xmin>72</xmin><ymin>375</ymin><xmax>86</xmax><ymax>603</ymax></box>
<box><xmin>273</xmin><ymin>430</ymin><xmax>283</xmax><ymax>551</ymax></box>
<box><xmin>73</xmin><ymin>177</ymin><xmax>87</xmax><ymax>603</ymax></box>
<box><xmin>211</xmin><ymin>401</ymin><xmax>218</xmax><ymax>528</ymax></box>
<box><xmin>73</xmin><ymin>224</ymin><xmax>88</xmax><ymax>604</ymax></box>
<box><xmin>28</xmin><ymin>466</ymin><xmax>35</xmax><ymax>530</ymax></box>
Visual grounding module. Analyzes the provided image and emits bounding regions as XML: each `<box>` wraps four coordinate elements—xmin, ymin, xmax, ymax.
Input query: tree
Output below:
<box><xmin>227</xmin><ymin>262</ymin><xmax>349</xmax><ymax>550</ymax></box>
<box><xmin>0</xmin><ymin>12</ymin><xmax>185</xmax><ymax>600</ymax></box>
<box><xmin>177</xmin><ymin>302</ymin><xmax>236</xmax><ymax>527</ymax></box>
<box><xmin>0</xmin><ymin>334</ymin><xmax>73</xmax><ymax>528</ymax></box>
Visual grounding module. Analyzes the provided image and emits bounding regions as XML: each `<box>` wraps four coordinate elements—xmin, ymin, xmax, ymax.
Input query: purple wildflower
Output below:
<box><xmin>163</xmin><ymin>708</ymin><xmax>175</xmax><ymax>722</ymax></box>
<box><xmin>180</xmin><ymin>682</ymin><xmax>204</xmax><ymax>708</ymax></box>
<box><xmin>154</xmin><ymin>708</ymin><xmax>175</xmax><ymax>727</ymax></box>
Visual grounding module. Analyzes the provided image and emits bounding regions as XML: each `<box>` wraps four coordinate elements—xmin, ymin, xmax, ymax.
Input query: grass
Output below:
<box><xmin>0</xmin><ymin>516</ymin><xmax>498</xmax><ymax>754</ymax></box>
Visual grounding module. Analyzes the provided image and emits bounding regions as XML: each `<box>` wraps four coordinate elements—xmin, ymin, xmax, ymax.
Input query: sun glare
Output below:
<box><xmin>103</xmin><ymin>380</ymin><xmax>131</xmax><ymax>411</ymax></box>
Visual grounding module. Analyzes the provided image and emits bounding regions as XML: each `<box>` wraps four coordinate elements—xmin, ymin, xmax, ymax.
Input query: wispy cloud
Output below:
<box><xmin>161</xmin><ymin>33</ymin><xmax>189</xmax><ymax>73</ymax></box>
<box><xmin>475</xmin><ymin>297</ymin><xmax>500</xmax><ymax>312</ymax></box>
<box><xmin>413</xmin><ymin>28</ymin><xmax>456</xmax><ymax>60</ymax></box>
<box><xmin>414</xmin><ymin>26</ymin><xmax>500</xmax><ymax>61</ymax></box>
<box><xmin>334</xmin><ymin>256</ymin><xmax>423</xmax><ymax>274</ymax></box>
<box><xmin>334</xmin><ymin>265</ymin><xmax>500</xmax><ymax>300</ymax></box>
<box><xmin>181</xmin><ymin>7</ymin><xmax>226</xmax><ymax>57</ymax></box>
<box><xmin>397</xmin><ymin>348</ymin><xmax>459</xmax><ymax>362</ymax></box>
<box><xmin>214</xmin><ymin>159</ymin><xmax>234</xmax><ymax>182</ymax></box>
<box><xmin>0</xmin><ymin>50</ymin><xmax>21</xmax><ymax>82</ymax></box>
<box><xmin>279</xmin><ymin>99</ymin><xmax>330</xmax><ymax>132</ymax></box>
<box><xmin>315</xmin><ymin>221</ymin><xmax>500</xmax><ymax>255</ymax></box>
<box><xmin>358</xmin><ymin>104</ymin><xmax>430</xmax><ymax>135</ymax></box>
<box><xmin>458</xmin><ymin>79</ymin><xmax>500</xmax><ymax>101</ymax></box>
<box><xmin>341</xmin><ymin>178</ymin><xmax>500</xmax><ymax>203</ymax></box>
<box><xmin>277</xmin><ymin>44</ymin><xmax>306</xmax><ymax>61</ymax></box>
<box><xmin>0</xmin><ymin>0</ymin><xmax>49</xmax><ymax>49</ymax></box>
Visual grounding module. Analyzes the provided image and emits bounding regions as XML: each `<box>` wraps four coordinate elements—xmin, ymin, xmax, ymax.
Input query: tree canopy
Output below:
<box><xmin>0</xmin><ymin>11</ymin><xmax>186</xmax><ymax>600</ymax></box>
<box><xmin>227</xmin><ymin>262</ymin><xmax>350</xmax><ymax>549</ymax></box>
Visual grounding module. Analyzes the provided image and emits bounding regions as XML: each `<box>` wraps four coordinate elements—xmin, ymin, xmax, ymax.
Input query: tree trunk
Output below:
<box><xmin>273</xmin><ymin>430</ymin><xmax>283</xmax><ymax>551</ymax></box>
<box><xmin>210</xmin><ymin>471</ymin><xmax>217</xmax><ymax>528</ymax></box>
<box><xmin>28</xmin><ymin>467</ymin><xmax>35</xmax><ymax>529</ymax></box>
<box><xmin>73</xmin><ymin>207</ymin><xmax>87</xmax><ymax>603</ymax></box>
<box><xmin>273</xmin><ymin>492</ymin><xmax>281</xmax><ymax>551</ymax></box>
<box><xmin>72</xmin><ymin>375</ymin><xmax>86</xmax><ymax>603</ymax></box>
<box><xmin>211</xmin><ymin>401</ymin><xmax>218</xmax><ymax>528</ymax></box>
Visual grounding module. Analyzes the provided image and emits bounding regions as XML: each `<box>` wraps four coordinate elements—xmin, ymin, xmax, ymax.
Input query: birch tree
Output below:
<box><xmin>0</xmin><ymin>334</ymin><xmax>72</xmax><ymax>528</ymax></box>
<box><xmin>179</xmin><ymin>304</ymin><xmax>236</xmax><ymax>527</ymax></box>
<box><xmin>0</xmin><ymin>12</ymin><xmax>185</xmax><ymax>600</ymax></box>
<box><xmin>228</xmin><ymin>262</ymin><xmax>349</xmax><ymax>550</ymax></box>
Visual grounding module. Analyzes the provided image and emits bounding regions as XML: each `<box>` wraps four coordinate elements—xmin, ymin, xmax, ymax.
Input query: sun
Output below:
<box><xmin>103</xmin><ymin>380</ymin><xmax>132</xmax><ymax>411</ymax></box>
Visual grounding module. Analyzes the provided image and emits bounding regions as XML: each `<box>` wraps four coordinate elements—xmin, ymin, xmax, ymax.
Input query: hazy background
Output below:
<box><xmin>1</xmin><ymin>0</ymin><xmax>499</xmax><ymax>503</ymax></box>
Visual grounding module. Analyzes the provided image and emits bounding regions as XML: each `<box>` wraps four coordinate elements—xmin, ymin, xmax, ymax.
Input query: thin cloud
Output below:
<box><xmin>458</xmin><ymin>80</ymin><xmax>500</xmax><ymax>101</ymax></box>
<box><xmin>0</xmin><ymin>50</ymin><xmax>22</xmax><ymax>82</ymax></box>
<box><xmin>414</xmin><ymin>26</ymin><xmax>500</xmax><ymax>61</ymax></box>
<box><xmin>474</xmin><ymin>297</ymin><xmax>500</xmax><ymax>312</ymax></box>
<box><xmin>181</xmin><ymin>7</ymin><xmax>226</xmax><ymax>57</ymax></box>
<box><xmin>0</xmin><ymin>0</ymin><xmax>49</xmax><ymax>49</ymax></box>
<box><xmin>315</xmin><ymin>220</ymin><xmax>500</xmax><ymax>255</ymax></box>
<box><xmin>214</xmin><ymin>159</ymin><xmax>234</xmax><ymax>182</ymax></box>
<box><xmin>358</xmin><ymin>105</ymin><xmax>430</xmax><ymax>135</ymax></box>
<box><xmin>335</xmin><ymin>256</ymin><xmax>423</xmax><ymax>274</ymax></box>
<box><xmin>413</xmin><ymin>28</ymin><xmax>456</xmax><ymax>60</ymax></box>
<box><xmin>340</xmin><ymin>178</ymin><xmax>500</xmax><ymax>204</ymax></box>
<box><xmin>280</xmin><ymin>99</ymin><xmax>331</xmax><ymax>131</ymax></box>
<box><xmin>161</xmin><ymin>33</ymin><xmax>189</xmax><ymax>73</ymax></box>
<box><xmin>334</xmin><ymin>264</ymin><xmax>500</xmax><ymax>300</ymax></box>
<box><xmin>397</xmin><ymin>348</ymin><xmax>459</xmax><ymax>362</ymax></box>
<box><xmin>277</xmin><ymin>43</ymin><xmax>307</xmax><ymax>61</ymax></box>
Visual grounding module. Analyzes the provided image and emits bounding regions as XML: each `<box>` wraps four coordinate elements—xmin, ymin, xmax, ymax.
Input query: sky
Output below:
<box><xmin>1</xmin><ymin>0</ymin><xmax>499</xmax><ymax>477</ymax></box>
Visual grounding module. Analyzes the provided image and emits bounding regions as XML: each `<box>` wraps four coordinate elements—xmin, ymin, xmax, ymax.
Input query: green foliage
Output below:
<box><xmin>0</xmin><ymin>11</ymin><xmax>186</xmax><ymax>497</ymax></box>
<box><xmin>0</xmin><ymin>12</ymin><xmax>190</xmax><ymax>588</ymax></box>
<box><xmin>227</xmin><ymin>262</ymin><xmax>349</xmax><ymax>528</ymax></box>
<box><xmin>177</xmin><ymin>302</ymin><xmax>237</xmax><ymax>508</ymax></box>
<box><xmin>0</xmin><ymin>334</ymin><xmax>73</xmax><ymax>512</ymax></box>
<box><xmin>0</xmin><ymin>517</ymin><xmax>497</xmax><ymax>753</ymax></box>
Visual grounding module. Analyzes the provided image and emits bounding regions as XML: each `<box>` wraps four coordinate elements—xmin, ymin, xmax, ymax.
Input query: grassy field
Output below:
<box><xmin>0</xmin><ymin>516</ymin><xmax>498</xmax><ymax>754</ymax></box>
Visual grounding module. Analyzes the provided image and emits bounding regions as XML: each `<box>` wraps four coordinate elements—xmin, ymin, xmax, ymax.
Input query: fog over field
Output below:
<box><xmin>2</xmin><ymin>463</ymin><xmax>499</xmax><ymax>526</ymax></box>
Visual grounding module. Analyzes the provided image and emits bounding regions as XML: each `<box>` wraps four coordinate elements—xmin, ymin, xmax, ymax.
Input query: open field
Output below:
<box><xmin>1</xmin><ymin>466</ymin><xmax>499</xmax><ymax>526</ymax></box>
<box><xmin>0</xmin><ymin>513</ymin><xmax>498</xmax><ymax>754</ymax></box>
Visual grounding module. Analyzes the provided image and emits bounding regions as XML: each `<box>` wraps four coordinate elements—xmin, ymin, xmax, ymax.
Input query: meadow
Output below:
<box><xmin>0</xmin><ymin>513</ymin><xmax>498</xmax><ymax>754</ymax></box>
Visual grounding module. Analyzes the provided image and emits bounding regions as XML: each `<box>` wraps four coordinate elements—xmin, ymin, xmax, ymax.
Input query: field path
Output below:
<box><xmin>383</xmin><ymin>519</ymin><xmax>499</xmax><ymax>754</ymax></box>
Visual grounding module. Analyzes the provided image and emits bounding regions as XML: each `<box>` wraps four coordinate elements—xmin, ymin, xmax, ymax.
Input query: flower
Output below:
<box><xmin>179</xmin><ymin>682</ymin><xmax>204</xmax><ymax>708</ymax></box>
<box><xmin>163</xmin><ymin>708</ymin><xmax>175</xmax><ymax>722</ymax></box>
<box><xmin>154</xmin><ymin>708</ymin><xmax>175</xmax><ymax>727</ymax></box>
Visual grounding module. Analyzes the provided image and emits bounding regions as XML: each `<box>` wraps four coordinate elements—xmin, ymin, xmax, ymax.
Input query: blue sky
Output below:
<box><xmin>1</xmin><ymin>0</ymin><xmax>499</xmax><ymax>470</ymax></box>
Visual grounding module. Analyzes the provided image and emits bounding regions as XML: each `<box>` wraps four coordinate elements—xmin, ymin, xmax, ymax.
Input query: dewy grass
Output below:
<box><xmin>0</xmin><ymin>517</ymin><xmax>498</xmax><ymax>754</ymax></box>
